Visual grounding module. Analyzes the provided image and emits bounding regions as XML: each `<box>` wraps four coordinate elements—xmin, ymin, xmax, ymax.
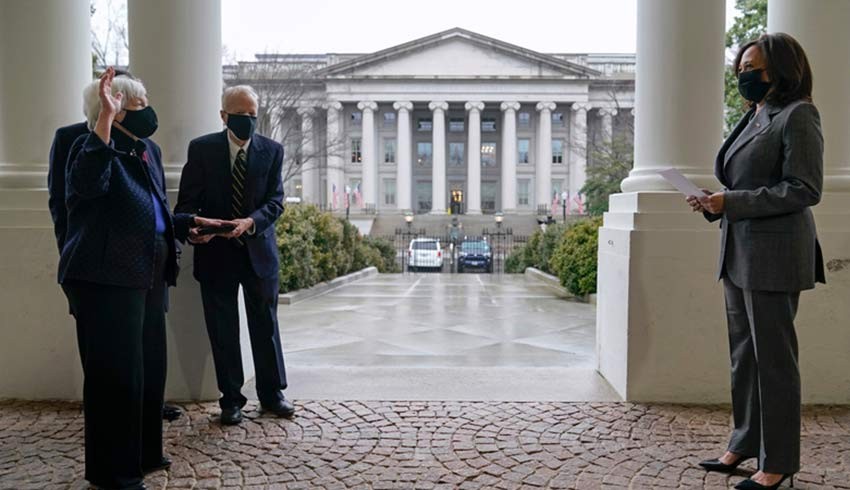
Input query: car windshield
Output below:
<box><xmin>461</xmin><ymin>241</ymin><xmax>490</xmax><ymax>253</ymax></box>
<box><xmin>413</xmin><ymin>241</ymin><xmax>438</xmax><ymax>250</ymax></box>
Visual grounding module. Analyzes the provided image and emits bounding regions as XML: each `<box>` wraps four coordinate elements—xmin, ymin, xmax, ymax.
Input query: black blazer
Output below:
<box><xmin>174</xmin><ymin>130</ymin><xmax>284</xmax><ymax>281</ymax></box>
<box><xmin>48</xmin><ymin>121</ymin><xmax>89</xmax><ymax>252</ymax></box>
<box><xmin>59</xmin><ymin>133</ymin><xmax>191</xmax><ymax>289</ymax></box>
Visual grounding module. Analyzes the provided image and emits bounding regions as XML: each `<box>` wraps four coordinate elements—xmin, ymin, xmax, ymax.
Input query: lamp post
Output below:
<box><xmin>397</xmin><ymin>212</ymin><xmax>417</xmax><ymax>273</ymax></box>
<box><xmin>495</xmin><ymin>211</ymin><xmax>504</xmax><ymax>229</ymax></box>
<box><xmin>561</xmin><ymin>191</ymin><xmax>568</xmax><ymax>224</ymax></box>
<box><xmin>486</xmin><ymin>212</ymin><xmax>511</xmax><ymax>273</ymax></box>
<box><xmin>344</xmin><ymin>185</ymin><xmax>351</xmax><ymax>221</ymax></box>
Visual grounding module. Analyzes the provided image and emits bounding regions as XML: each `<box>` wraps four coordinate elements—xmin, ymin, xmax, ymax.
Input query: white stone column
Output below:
<box><xmin>325</xmin><ymin>101</ymin><xmax>344</xmax><ymax>211</ymax></box>
<box><xmin>465</xmin><ymin>102</ymin><xmax>485</xmax><ymax>215</ymax></box>
<box><xmin>297</xmin><ymin>107</ymin><xmax>317</xmax><ymax>204</ymax></box>
<box><xmin>535</xmin><ymin>102</ymin><xmax>556</xmax><ymax>209</ymax></box>
<box><xmin>429</xmin><ymin>101</ymin><xmax>448</xmax><ymax>214</ymax></box>
<box><xmin>129</xmin><ymin>0</ymin><xmax>227</xmax><ymax>400</ymax></box>
<box><xmin>128</xmin><ymin>0</ymin><xmax>223</xmax><ymax>187</ymax></box>
<box><xmin>569</xmin><ymin>103</ymin><xmax>590</xmax><ymax>206</ymax></box>
<box><xmin>599</xmin><ymin>107</ymin><xmax>618</xmax><ymax>146</ymax></box>
<box><xmin>767</xmin><ymin>0</ymin><xmax>850</xmax><ymax>404</ymax></box>
<box><xmin>0</xmin><ymin>0</ymin><xmax>92</xmax><ymax>399</ymax></box>
<box><xmin>596</xmin><ymin>0</ymin><xmax>728</xmax><ymax>403</ymax></box>
<box><xmin>357</xmin><ymin>101</ymin><xmax>378</xmax><ymax>210</ymax></box>
<box><xmin>500</xmin><ymin>102</ymin><xmax>520</xmax><ymax>213</ymax></box>
<box><xmin>394</xmin><ymin>101</ymin><xmax>413</xmax><ymax>212</ymax></box>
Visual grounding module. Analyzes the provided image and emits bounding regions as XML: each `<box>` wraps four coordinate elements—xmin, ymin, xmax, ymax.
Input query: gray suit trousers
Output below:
<box><xmin>723</xmin><ymin>278</ymin><xmax>801</xmax><ymax>474</ymax></box>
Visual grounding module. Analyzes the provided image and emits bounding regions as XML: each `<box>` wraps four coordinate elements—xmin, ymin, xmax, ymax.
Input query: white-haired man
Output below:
<box><xmin>174</xmin><ymin>85</ymin><xmax>293</xmax><ymax>425</ymax></box>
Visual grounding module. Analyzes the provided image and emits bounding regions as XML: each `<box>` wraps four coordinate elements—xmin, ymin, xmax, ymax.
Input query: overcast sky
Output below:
<box><xmin>92</xmin><ymin>1</ymin><xmax>740</xmax><ymax>64</ymax></box>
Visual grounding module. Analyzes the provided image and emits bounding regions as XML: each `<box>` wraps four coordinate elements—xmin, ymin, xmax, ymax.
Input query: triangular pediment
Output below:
<box><xmin>317</xmin><ymin>28</ymin><xmax>598</xmax><ymax>79</ymax></box>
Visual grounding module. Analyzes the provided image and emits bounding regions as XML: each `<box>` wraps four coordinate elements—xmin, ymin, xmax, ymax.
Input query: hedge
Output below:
<box><xmin>276</xmin><ymin>205</ymin><xmax>399</xmax><ymax>294</ymax></box>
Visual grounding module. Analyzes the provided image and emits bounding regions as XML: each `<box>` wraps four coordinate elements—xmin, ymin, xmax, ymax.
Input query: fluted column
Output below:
<box><xmin>394</xmin><ymin>101</ymin><xmax>413</xmax><ymax>212</ymax></box>
<box><xmin>465</xmin><ymin>102</ymin><xmax>485</xmax><ymax>215</ymax></box>
<box><xmin>325</xmin><ymin>102</ymin><xmax>344</xmax><ymax>211</ymax></box>
<box><xmin>599</xmin><ymin>107</ymin><xmax>618</xmax><ymax>146</ymax></box>
<box><xmin>500</xmin><ymin>102</ymin><xmax>520</xmax><ymax>213</ymax></box>
<box><xmin>570</xmin><ymin>103</ymin><xmax>590</xmax><ymax>205</ymax></box>
<box><xmin>769</xmin><ymin>0</ymin><xmax>850</xmax><ymax>192</ymax></box>
<box><xmin>128</xmin><ymin>0</ymin><xmax>222</xmax><ymax>186</ymax></box>
<box><xmin>535</xmin><ymin>102</ymin><xmax>556</xmax><ymax>208</ymax></box>
<box><xmin>297</xmin><ymin>107</ymin><xmax>317</xmax><ymax>204</ymax></box>
<box><xmin>357</xmin><ymin>101</ymin><xmax>378</xmax><ymax>210</ymax></box>
<box><xmin>619</xmin><ymin>0</ymin><xmax>722</xmax><ymax>192</ymax></box>
<box><xmin>429</xmin><ymin>101</ymin><xmax>448</xmax><ymax>214</ymax></box>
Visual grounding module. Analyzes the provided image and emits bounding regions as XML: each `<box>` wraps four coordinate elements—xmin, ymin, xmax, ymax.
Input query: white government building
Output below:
<box><xmin>225</xmin><ymin>28</ymin><xmax>635</xmax><ymax>215</ymax></box>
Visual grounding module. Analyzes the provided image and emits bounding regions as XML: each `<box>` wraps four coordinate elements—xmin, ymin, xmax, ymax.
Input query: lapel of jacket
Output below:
<box><xmin>246</xmin><ymin>136</ymin><xmax>268</xmax><ymax>199</ymax></box>
<box><xmin>723</xmin><ymin>103</ymin><xmax>782</xmax><ymax>169</ymax></box>
<box><xmin>716</xmin><ymin>109</ymin><xmax>754</xmax><ymax>186</ymax></box>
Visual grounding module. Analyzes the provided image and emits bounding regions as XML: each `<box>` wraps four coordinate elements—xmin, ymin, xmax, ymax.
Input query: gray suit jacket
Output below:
<box><xmin>706</xmin><ymin>100</ymin><xmax>826</xmax><ymax>292</ymax></box>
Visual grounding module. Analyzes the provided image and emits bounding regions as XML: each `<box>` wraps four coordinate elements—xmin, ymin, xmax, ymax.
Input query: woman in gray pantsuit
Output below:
<box><xmin>688</xmin><ymin>33</ymin><xmax>826</xmax><ymax>490</ymax></box>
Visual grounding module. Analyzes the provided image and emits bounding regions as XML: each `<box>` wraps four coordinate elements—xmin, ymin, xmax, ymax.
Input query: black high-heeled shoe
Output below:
<box><xmin>734</xmin><ymin>473</ymin><xmax>794</xmax><ymax>489</ymax></box>
<box><xmin>699</xmin><ymin>455</ymin><xmax>754</xmax><ymax>473</ymax></box>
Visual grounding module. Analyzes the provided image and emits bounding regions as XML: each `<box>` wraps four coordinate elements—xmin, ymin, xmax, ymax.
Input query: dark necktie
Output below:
<box><xmin>232</xmin><ymin>149</ymin><xmax>247</xmax><ymax>246</ymax></box>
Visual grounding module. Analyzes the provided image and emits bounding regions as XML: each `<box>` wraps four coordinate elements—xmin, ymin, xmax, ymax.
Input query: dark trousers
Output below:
<box><xmin>199</xmin><ymin>248</ymin><xmax>287</xmax><ymax>409</ymax></box>
<box><xmin>63</xmin><ymin>237</ymin><xmax>169</xmax><ymax>489</ymax></box>
<box><xmin>723</xmin><ymin>278</ymin><xmax>802</xmax><ymax>474</ymax></box>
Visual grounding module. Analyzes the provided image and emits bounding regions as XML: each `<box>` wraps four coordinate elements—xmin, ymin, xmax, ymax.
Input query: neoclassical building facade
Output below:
<box><xmin>225</xmin><ymin>28</ymin><xmax>635</xmax><ymax>215</ymax></box>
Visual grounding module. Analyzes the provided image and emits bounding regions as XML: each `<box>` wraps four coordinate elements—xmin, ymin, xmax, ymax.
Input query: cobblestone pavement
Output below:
<box><xmin>0</xmin><ymin>401</ymin><xmax>847</xmax><ymax>489</ymax></box>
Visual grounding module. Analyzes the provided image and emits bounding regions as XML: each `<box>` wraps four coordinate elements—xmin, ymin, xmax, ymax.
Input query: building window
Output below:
<box><xmin>518</xmin><ymin>139</ymin><xmax>530</xmax><ymax>164</ymax></box>
<box><xmin>348</xmin><ymin>178</ymin><xmax>362</xmax><ymax>207</ymax></box>
<box><xmin>449</xmin><ymin>142</ymin><xmax>465</xmax><ymax>166</ymax></box>
<box><xmin>293</xmin><ymin>179</ymin><xmax>303</xmax><ymax>199</ymax></box>
<box><xmin>481</xmin><ymin>142</ymin><xmax>497</xmax><ymax>167</ymax></box>
<box><xmin>518</xmin><ymin>112</ymin><xmax>531</xmax><ymax>128</ymax></box>
<box><xmin>383</xmin><ymin>112</ymin><xmax>396</xmax><ymax>127</ymax></box>
<box><xmin>552</xmin><ymin>180</ymin><xmax>565</xmax><ymax>202</ymax></box>
<box><xmin>384</xmin><ymin>139</ymin><xmax>396</xmax><ymax>164</ymax></box>
<box><xmin>552</xmin><ymin>140</ymin><xmax>564</xmax><ymax>164</ymax></box>
<box><xmin>418</xmin><ymin>118</ymin><xmax>432</xmax><ymax>131</ymax></box>
<box><xmin>384</xmin><ymin>179</ymin><xmax>396</xmax><ymax>206</ymax></box>
<box><xmin>518</xmin><ymin>179</ymin><xmax>531</xmax><ymax>206</ymax></box>
<box><xmin>552</xmin><ymin>112</ymin><xmax>565</xmax><ymax>126</ymax></box>
<box><xmin>449</xmin><ymin>118</ymin><xmax>465</xmax><ymax>132</ymax></box>
<box><xmin>351</xmin><ymin>111</ymin><xmax>362</xmax><ymax>126</ymax></box>
<box><xmin>482</xmin><ymin>118</ymin><xmax>497</xmax><ymax>132</ymax></box>
<box><xmin>351</xmin><ymin>137</ymin><xmax>362</xmax><ymax>163</ymax></box>
<box><xmin>417</xmin><ymin>142</ymin><xmax>432</xmax><ymax>166</ymax></box>
<box><xmin>416</xmin><ymin>182</ymin><xmax>432</xmax><ymax>212</ymax></box>
<box><xmin>481</xmin><ymin>182</ymin><xmax>497</xmax><ymax>212</ymax></box>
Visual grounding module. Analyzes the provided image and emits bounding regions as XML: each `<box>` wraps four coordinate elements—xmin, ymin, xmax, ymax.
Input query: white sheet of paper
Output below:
<box><xmin>658</xmin><ymin>168</ymin><xmax>705</xmax><ymax>198</ymax></box>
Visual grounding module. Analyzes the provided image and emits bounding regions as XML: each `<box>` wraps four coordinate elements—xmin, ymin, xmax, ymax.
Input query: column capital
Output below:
<box><xmin>536</xmin><ymin>101</ymin><xmax>557</xmax><ymax>112</ymax></box>
<box><xmin>465</xmin><ymin>101</ymin><xmax>485</xmax><ymax>112</ymax></box>
<box><xmin>428</xmin><ymin>101</ymin><xmax>449</xmax><ymax>112</ymax></box>
<box><xmin>499</xmin><ymin>101</ymin><xmax>521</xmax><ymax>112</ymax></box>
<box><xmin>297</xmin><ymin>106</ymin><xmax>316</xmax><ymax>118</ymax></box>
<box><xmin>571</xmin><ymin>102</ymin><xmax>591</xmax><ymax>113</ymax></box>
<box><xmin>322</xmin><ymin>101</ymin><xmax>343</xmax><ymax>112</ymax></box>
<box><xmin>357</xmin><ymin>101</ymin><xmax>378</xmax><ymax>112</ymax></box>
<box><xmin>393</xmin><ymin>101</ymin><xmax>413</xmax><ymax>112</ymax></box>
<box><xmin>598</xmin><ymin>107</ymin><xmax>619</xmax><ymax>117</ymax></box>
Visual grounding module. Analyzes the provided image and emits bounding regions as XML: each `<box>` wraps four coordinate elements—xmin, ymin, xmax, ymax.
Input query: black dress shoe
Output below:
<box><xmin>699</xmin><ymin>455</ymin><xmax>754</xmax><ymax>473</ymax></box>
<box><xmin>735</xmin><ymin>474</ymin><xmax>794</xmax><ymax>489</ymax></box>
<box><xmin>163</xmin><ymin>404</ymin><xmax>182</xmax><ymax>421</ymax></box>
<box><xmin>261</xmin><ymin>398</ymin><xmax>296</xmax><ymax>418</ymax></box>
<box><xmin>142</xmin><ymin>457</ymin><xmax>172</xmax><ymax>475</ymax></box>
<box><xmin>221</xmin><ymin>406</ymin><xmax>243</xmax><ymax>425</ymax></box>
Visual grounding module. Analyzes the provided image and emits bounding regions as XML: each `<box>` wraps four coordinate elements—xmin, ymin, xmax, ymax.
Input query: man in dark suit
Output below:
<box><xmin>174</xmin><ymin>85</ymin><xmax>294</xmax><ymax>425</ymax></box>
<box><xmin>47</xmin><ymin>70</ymin><xmax>183</xmax><ymax>423</ymax></box>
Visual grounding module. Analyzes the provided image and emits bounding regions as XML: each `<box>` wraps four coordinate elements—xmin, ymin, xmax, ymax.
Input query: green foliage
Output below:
<box><xmin>505</xmin><ymin>224</ymin><xmax>567</xmax><ymax>274</ymax></box>
<box><xmin>549</xmin><ymin>217</ymin><xmax>603</xmax><ymax>297</ymax></box>
<box><xmin>276</xmin><ymin>204</ymin><xmax>398</xmax><ymax>293</ymax></box>
<box><xmin>724</xmin><ymin>0</ymin><xmax>767</xmax><ymax>134</ymax></box>
<box><xmin>582</xmin><ymin>135</ymin><xmax>634</xmax><ymax>216</ymax></box>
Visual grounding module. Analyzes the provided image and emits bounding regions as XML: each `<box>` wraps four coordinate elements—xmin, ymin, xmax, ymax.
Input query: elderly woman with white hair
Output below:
<box><xmin>59</xmin><ymin>67</ymin><xmax>221</xmax><ymax>490</ymax></box>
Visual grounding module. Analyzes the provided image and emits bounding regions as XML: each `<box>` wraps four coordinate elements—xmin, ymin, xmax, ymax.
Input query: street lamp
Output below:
<box><xmin>561</xmin><ymin>191</ymin><xmax>568</xmax><ymax>223</ymax></box>
<box><xmin>404</xmin><ymin>212</ymin><xmax>414</xmax><ymax>230</ymax></box>
<box><xmin>494</xmin><ymin>212</ymin><xmax>504</xmax><ymax>229</ymax></box>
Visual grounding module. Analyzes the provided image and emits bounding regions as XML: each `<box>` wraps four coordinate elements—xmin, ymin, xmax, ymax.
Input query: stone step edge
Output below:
<box><xmin>278</xmin><ymin>267</ymin><xmax>379</xmax><ymax>305</ymax></box>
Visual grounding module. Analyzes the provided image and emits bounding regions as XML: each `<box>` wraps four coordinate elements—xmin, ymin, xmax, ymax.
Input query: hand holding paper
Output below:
<box><xmin>658</xmin><ymin>168</ymin><xmax>705</xmax><ymax>198</ymax></box>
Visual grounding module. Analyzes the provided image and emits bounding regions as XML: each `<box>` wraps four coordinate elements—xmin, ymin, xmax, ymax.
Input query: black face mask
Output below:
<box><xmin>118</xmin><ymin>106</ymin><xmax>158</xmax><ymax>139</ymax></box>
<box><xmin>226</xmin><ymin>114</ymin><xmax>257</xmax><ymax>141</ymax></box>
<box><xmin>738</xmin><ymin>69</ymin><xmax>771</xmax><ymax>103</ymax></box>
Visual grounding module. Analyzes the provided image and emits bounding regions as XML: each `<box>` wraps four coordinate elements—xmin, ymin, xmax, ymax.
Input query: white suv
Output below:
<box><xmin>407</xmin><ymin>238</ymin><xmax>443</xmax><ymax>272</ymax></box>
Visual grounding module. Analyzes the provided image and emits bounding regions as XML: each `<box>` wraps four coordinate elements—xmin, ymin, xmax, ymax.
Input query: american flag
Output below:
<box><xmin>551</xmin><ymin>191</ymin><xmax>560</xmax><ymax>215</ymax></box>
<box><xmin>573</xmin><ymin>194</ymin><xmax>584</xmax><ymax>215</ymax></box>
<box><xmin>332</xmin><ymin>184</ymin><xmax>339</xmax><ymax>210</ymax></box>
<box><xmin>344</xmin><ymin>186</ymin><xmax>351</xmax><ymax>209</ymax></box>
<box><xmin>353</xmin><ymin>183</ymin><xmax>362</xmax><ymax>208</ymax></box>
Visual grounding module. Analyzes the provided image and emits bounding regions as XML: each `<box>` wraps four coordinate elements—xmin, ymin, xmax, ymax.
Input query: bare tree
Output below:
<box><xmin>90</xmin><ymin>0</ymin><xmax>129</xmax><ymax>68</ymax></box>
<box><xmin>226</xmin><ymin>57</ymin><xmax>347</xmax><ymax>187</ymax></box>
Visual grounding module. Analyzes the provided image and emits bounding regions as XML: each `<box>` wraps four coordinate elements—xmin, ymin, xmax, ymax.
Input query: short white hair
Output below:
<box><xmin>82</xmin><ymin>75</ymin><xmax>147</xmax><ymax>130</ymax></box>
<box><xmin>222</xmin><ymin>85</ymin><xmax>259</xmax><ymax>111</ymax></box>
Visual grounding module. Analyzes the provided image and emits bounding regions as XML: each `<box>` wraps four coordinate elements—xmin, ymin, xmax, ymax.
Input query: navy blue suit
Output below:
<box><xmin>48</xmin><ymin>122</ymin><xmax>89</xmax><ymax>252</ymax></box>
<box><xmin>61</xmin><ymin>131</ymin><xmax>191</xmax><ymax>489</ymax></box>
<box><xmin>175</xmin><ymin>130</ymin><xmax>287</xmax><ymax>410</ymax></box>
